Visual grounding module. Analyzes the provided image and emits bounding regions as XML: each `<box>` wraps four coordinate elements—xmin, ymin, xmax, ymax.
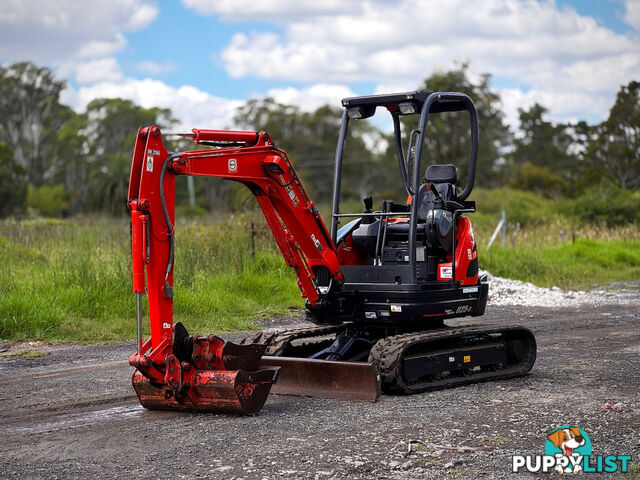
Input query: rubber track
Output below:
<box><xmin>265</xmin><ymin>324</ymin><xmax>346</xmax><ymax>356</ymax></box>
<box><xmin>368</xmin><ymin>325</ymin><xmax>536</xmax><ymax>394</ymax></box>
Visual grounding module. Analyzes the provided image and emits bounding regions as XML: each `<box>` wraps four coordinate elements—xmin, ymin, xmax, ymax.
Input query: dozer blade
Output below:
<box><xmin>260</xmin><ymin>356</ymin><xmax>381</xmax><ymax>402</ymax></box>
<box><xmin>132</xmin><ymin>367</ymin><xmax>280</xmax><ymax>415</ymax></box>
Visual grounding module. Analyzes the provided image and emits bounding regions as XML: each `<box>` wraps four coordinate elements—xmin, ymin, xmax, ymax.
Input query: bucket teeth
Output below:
<box><xmin>221</xmin><ymin>341</ymin><xmax>268</xmax><ymax>371</ymax></box>
<box><xmin>221</xmin><ymin>330</ymin><xmax>277</xmax><ymax>370</ymax></box>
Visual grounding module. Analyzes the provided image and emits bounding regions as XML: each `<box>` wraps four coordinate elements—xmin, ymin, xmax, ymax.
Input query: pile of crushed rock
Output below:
<box><xmin>485</xmin><ymin>272</ymin><xmax>639</xmax><ymax>307</ymax></box>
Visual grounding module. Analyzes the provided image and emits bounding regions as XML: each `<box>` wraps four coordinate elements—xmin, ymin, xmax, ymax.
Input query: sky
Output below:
<box><xmin>0</xmin><ymin>0</ymin><xmax>639</xmax><ymax>131</ymax></box>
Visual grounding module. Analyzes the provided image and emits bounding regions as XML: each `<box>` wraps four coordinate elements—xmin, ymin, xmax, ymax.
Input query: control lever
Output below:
<box><xmin>428</xmin><ymin>182</ymin><xmax>445</xmax><ymax>208</ymax></box>
<box><xmin>428</xmin><ymin>183</ymin><xmax>464</xmax><ymax>211</ymax></box>
<box><xmin>362</xmin><ymin>196</ymin><xmax>374</xmax><ymax>224</ymax></box>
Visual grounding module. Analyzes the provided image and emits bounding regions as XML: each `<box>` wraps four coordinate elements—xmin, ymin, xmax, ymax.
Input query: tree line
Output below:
<box><xmin>0</xmin><ymin>61</ymin><xmax>638</xmax><ymax>219</ymax></box>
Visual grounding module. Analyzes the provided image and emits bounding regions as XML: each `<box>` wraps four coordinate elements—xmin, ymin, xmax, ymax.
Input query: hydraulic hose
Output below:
<box><xmin>160</xmin><ymin>153</ymin><xmax>182</xmax><ymax>299</ymax></box>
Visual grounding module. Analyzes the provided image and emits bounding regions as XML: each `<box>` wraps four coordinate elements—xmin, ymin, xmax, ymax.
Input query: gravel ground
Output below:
<box><xmin>1</xmin><ymin>280</ymin><xmax>639</xmax><ymax>479</ymax></box>
<box><xmin>486</xmin><ymin>272</ymin><xmax>639</xmax><ymax>307</ymax></box>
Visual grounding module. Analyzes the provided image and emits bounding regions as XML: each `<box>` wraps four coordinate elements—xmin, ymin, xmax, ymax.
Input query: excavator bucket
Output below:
<box><xmin>129</xmin><ymin>325</ymin><xmax>281</xmax><ymax>415</ymax></box>
<box><xmin>260</xmin><ymin>356</ymin><xmax>381</xmax><ymax>402</ymax></box>
<box><xmin>132</xmin><ymin>367</ymin><xmax>280</xmax><ymax>414</ymax></box>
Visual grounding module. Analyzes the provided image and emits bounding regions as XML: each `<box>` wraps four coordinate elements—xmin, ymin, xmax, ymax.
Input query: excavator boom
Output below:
<box><xmin>127</xmin><ymin>126</ymin><xmax>378</xmax><ymax>413</ymax></box>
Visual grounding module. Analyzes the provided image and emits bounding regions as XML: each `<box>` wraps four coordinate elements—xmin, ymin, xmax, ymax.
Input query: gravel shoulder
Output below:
<box><xmin>1</xmin><ymin>283</ymin><xmax>639</xmax><ymax>479</ymax></box>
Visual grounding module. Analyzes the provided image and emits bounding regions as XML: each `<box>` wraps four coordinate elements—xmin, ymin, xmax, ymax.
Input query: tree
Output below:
<box><xmin>511</xmin><ymin>103</ymin><xmax>583</xmax><ymax>186</ymax></box>
<box><xmin>508</xmin><ymin>162</ymin><xmax>567</xmax><ymax>199</ymax></box>
<box><xmin>234</xmin><ymin>99</ymin><xmax>385</xmax><ymax>206</ymax></box>
<box><xmin>414</xmin><ymin>64</ymin><xmax>512</xmax><ymax>189</ymax></box>
<box><xmin>586</xmin><ymin>81</ymin><xmax>640</xmax><ymax>189</ymax></box>
<box><xmin>84</xmin><ymin>99</ymin><xmax>173</xmax><ymax>215</ymax></box>
<box><xmin>0</xmin><ymin>142</ymin><xmax>27</xmax><ymax>217</ymax></box>
<box><xmin>0</xmin><ymin>62</ymin><xmax>69</xmax><ymax>186</ymax></box>
<box><xmin>54</xmin><ymin>110</ymin><xmax>89</xmax><ymax>215</ymax></box>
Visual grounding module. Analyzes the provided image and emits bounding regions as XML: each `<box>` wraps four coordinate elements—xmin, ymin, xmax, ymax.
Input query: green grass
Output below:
<box><xmin>626</xmin><ymin>464</ymin><xmax>640</xmax><ymax>479</ymax></box>
<box><xmin>0</xmin><ymin>216</ymin><xmax>300</xmax><ymax>342</ymax></box>
<box><xmin>0</xmin><ymin>350</ymin><xmax>49</xmax><ymax>361</ymax></box>
<box><xmin>480</xmin><ymin>239</ymin><xmax>640</xmax><ymax>289</ymax></box>
<box><xmin>1</xmin><ymin>212</ymin><xmax>638</xmax><ymax>342</ymax></box>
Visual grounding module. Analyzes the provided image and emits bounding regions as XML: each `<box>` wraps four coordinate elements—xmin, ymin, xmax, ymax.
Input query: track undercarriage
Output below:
<box><xmin>263</xmin><ymin>322</ymin><xmax>536</xmax><ymax>395</ymax></box>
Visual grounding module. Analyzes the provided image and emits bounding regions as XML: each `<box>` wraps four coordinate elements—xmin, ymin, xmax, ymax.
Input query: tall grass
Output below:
<box><xmin>0</xmin><ymin>216</ymin><xmax>300</xmax><ymax>342</ymax></box>
<box><xmin>1</xmin><ymin>211</ymin><xmax>638</xmax><ymax>342</ymax></box>
<box><xmin>480</xmin><ymin>239</ymin><xmax>640</xmax><ymax>289</ymax></box>
<box><xmin>473</xmin><ymin>217</ymin><xmax>640</xmax><ymax>250</ymax></box>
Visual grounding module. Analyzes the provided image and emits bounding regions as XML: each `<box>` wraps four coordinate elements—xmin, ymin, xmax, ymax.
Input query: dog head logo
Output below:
<box><xmin>545</xmin><ymin>425</ymin><xmax>592</xmax><ymax>473</ymax></box>
<box><xmin>513</xmin><ymin>425</ymin><xmax>631</xmax><ymax>474</ymax></box>
<box><xmin>547</xmin><ymin>426</ymin><xmax>585</xmax><ymax>456</ymax></box>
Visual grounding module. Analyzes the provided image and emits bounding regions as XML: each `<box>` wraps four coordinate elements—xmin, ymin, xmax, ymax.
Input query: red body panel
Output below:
<box><xmin>336</xmin><ymin>233</ymin><xmax>365</xmax><ymax>266</ymax></box>
<box><xmin>436</xmin><ymin>217</ymin><xmax>478</xmax><ymax>285</ymax></box>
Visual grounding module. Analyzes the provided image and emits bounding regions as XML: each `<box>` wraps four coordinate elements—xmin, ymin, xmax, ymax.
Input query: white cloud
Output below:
<box><xmin>218</xmin><ymin>0</ymin><xmax>637</xmax><ymax>84</ymax></box>
<box><xmin>62</xmin><ymin>79</ymin><xmax>359</xmax><ymax>131</ymax></box>
<box><xmin>182</xmin><ymin>0</ymin><xmax>364</xmax><ymax>20</ymax></box>
<box><xmin>136</xmin><ymin>61</ymin><xmax>179</xmax><ymax>75</ymax></box>
<box><xmin>625</xmin><ymin>0</ymin><xmax>640</xmax><ymax>30</ymax></box>
<box><xmin>76</xmin><ymin>33</ymin><xmax>127</xmax><ymax>59</ymax></box>
<box><xmin>265</xmin><ymin>84</ymin><xmax>357</xmax><ymax>111</ymax></box>
<box><xmin>73</xmin><ymin>57</ymin><xmax>124</xmax><ymax>84</ymax></box>
<box><xmin>214</xmin><ymin>0</ymin><xmax>640</xmax><ymax>126</ymax></box>
<box><xmin>62</xmin><ymin>78</ymin><xmax>244</xmax><ymax>131</ymax></box>
<box><xmin>5</xmin><ymin>0</ymin><xmax>637</xmax><ymax>134</ymax></box>
<box><xmin>0</xmin><ymin>0</ymin><xmax>157</xmax><ymax>63</ymax></box>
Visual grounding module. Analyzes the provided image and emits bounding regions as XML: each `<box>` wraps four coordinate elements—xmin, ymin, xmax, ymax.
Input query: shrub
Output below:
<box><xmin>558</xmin><ymin>180</ymin><xmax>640</xmax><ymax>225</ymax></box>
<box><xmin>26</xmin><ymin>184</ymin><xmax>69</xmax><ymax>217</ymax></box>
<box><xmin>509</xmin><ymin>162</ymin><xmax>568</xmax><ymax>199</ymax></box>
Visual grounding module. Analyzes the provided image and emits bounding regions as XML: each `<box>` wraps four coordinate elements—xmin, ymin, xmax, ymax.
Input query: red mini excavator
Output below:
<box><xmin>127</xmin><ymin>91</ymin><xmax>536</xmax><ymax>414</ymax></box>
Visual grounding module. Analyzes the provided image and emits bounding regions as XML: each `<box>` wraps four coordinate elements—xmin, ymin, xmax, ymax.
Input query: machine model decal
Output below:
<box><xmin>311</xmin><ymin>234</ymin><xmax>323</xmax><ymax>252</ymax></box>
<box><xmin>286</xmin><ymin>185</ymin><xmax>299</xmax><ymax>206</ymax></box>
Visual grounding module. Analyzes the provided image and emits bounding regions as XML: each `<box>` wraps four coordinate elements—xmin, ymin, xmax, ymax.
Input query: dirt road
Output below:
<box><xmin>1</xmin><ymin>300</ymin><xmax>639</xmax><ymax>479</ymax></box>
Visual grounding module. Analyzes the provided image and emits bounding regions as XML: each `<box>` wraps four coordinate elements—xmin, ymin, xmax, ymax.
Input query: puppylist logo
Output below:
<box><xmin>512</xmin><ymin>425</ymin><xmax>632</xmax><ymax>474</ymax></box>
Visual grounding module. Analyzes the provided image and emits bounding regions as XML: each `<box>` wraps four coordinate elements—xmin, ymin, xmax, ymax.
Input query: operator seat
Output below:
<box><xmin>416</xmin><ymin>164</ymin><xmax>458</xmax><ymax>220</ymax></box>
<box><xmin>383</xmin><ymin>164</ymin><xmax>459</xmax><ymax>254</ymax></box>
<box><xmin>386</xmin><ymin>164</ymin><xmax>459</xmax><ymax>234</ymax></box>
<box><xmin>350</xmin><ymin>165</ymin><xmax>459</xmax><ymax>257</ymax></box>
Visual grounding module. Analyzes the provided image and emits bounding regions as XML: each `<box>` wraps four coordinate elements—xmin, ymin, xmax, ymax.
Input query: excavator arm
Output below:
<box><xmin>129</xmin><ymin>126</ymin><xmax>342</xmax><ymax>327</ymax></box>
<box><xmin>126</xmin><ymin>126</ymin><xmax>369</xmax><ymax>414</ymax></box>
